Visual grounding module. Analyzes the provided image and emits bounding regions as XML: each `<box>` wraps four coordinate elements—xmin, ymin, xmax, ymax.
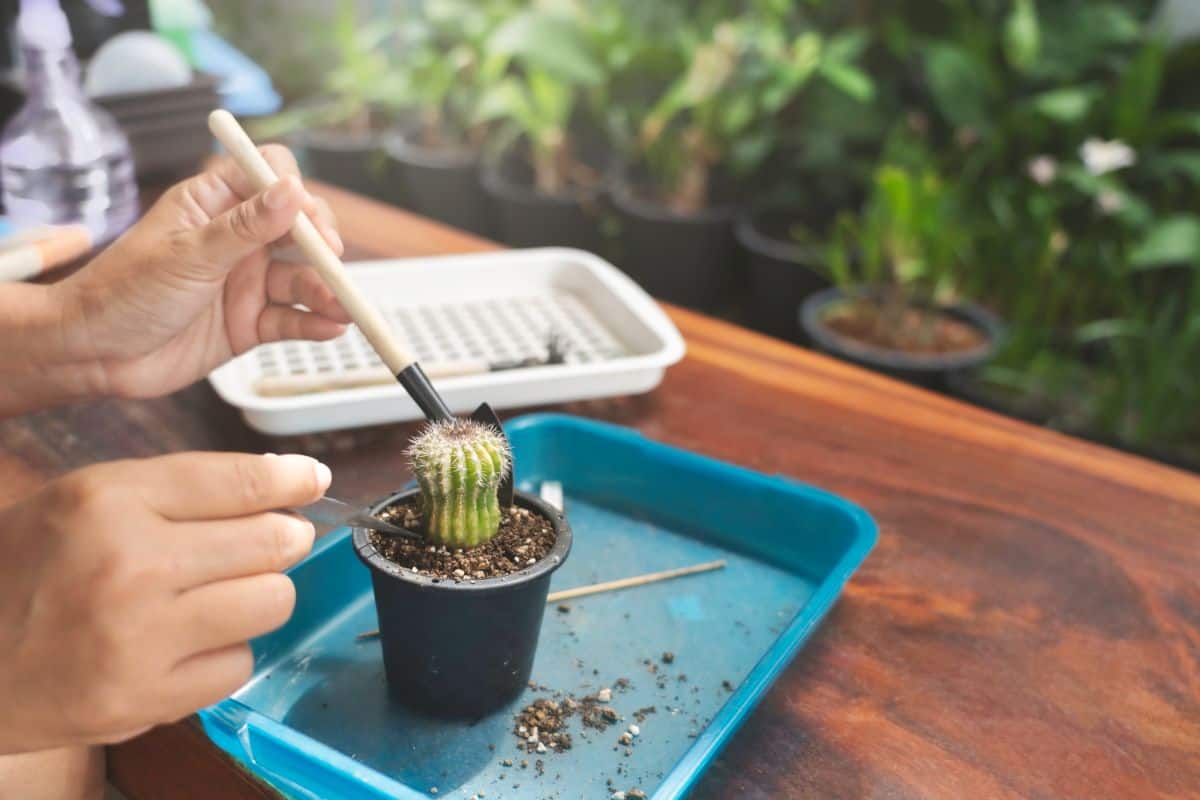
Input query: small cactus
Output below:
<box><xmin>407</xmin><ymin>419</ymin><xmax>511</xmax><ymax>548</ymax></box>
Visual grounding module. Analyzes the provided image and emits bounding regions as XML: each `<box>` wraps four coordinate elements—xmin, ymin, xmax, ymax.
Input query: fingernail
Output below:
<box><xmin>263</xmin><ymin>452</ymin><xmax>277</xmax><ymax>457</ymax></box>
<box><xmin>313</xmin><ymin>460</ymin><xmax>332</xmax><ymax>490</ymax></box>
<box><xmin>284</xmin><ymin>517</ymin><xmax>314</xmax><ymax>558</ymax></box>
<box><xmin>264</xmin><ymin>177</ymin><xmax>296</xmax><ymax>210</ymax></box>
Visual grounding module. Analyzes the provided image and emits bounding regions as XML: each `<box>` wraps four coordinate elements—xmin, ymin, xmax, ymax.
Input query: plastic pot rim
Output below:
<box><xmin>735</xmin><ymin>209</ymin><xmax>827</xmax><ymax>268</ymax></box>
<box><xmin>91</xmin><ymin>72</ymin><xmax>220</xmax><ymax>105</ymax></box>
<box><xmin>609</xmin><ymin>174</ymin><xmax>739</xmax><ymax>225</ymax></box>
<box><xmin>352</xmin><ymin>488</ymin><xmax>572</xmax><ymax>594</ymax></box>
<box><xmin>290</xmin><ymin>126</ymin><xmax>388</xmax><ymax>153</ymax></box>
<box><xmin>800</xmin><ymin>284</ymin><xmax>1006</xmax><ymax>373</ymax></box>
<box><xmin>479</xmin><ymin>158</ymin><xmax>603</xmax><ymax>209</ymax></box>
<box><xmin>384</xmin><ymin>127</ymin><xmax>481</xmax><ymax>170</ymax></box>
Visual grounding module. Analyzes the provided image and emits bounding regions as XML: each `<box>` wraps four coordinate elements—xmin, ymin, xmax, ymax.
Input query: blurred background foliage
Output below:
<box><xmin>208</xmin><ymin>0</ymin><xmax>1200</xmax><ymax>468</ymax></box>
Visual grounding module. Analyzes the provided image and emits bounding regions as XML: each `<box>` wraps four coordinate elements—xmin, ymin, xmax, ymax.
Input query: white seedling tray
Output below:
<box><xmin>208</xmin><ymin>248</ymin><xmax>686</xmax><ymax>435</ymax></box>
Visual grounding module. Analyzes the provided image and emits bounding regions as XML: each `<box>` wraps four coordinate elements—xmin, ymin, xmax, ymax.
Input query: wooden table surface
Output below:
<box><xmin>3</xmin><ymin>184</ymin><xmax>1198</xmax><ymax>799</ymax></box>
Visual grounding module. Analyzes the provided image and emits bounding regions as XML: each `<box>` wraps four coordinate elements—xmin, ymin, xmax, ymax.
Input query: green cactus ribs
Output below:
<box><xmin>408</xmin><ymin>418</ymin><xmax>512</xmax><ymax>548</ymax></box>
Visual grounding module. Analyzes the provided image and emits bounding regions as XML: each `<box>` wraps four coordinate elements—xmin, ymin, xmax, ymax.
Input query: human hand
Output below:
<box><xmin>50</xmin><ymin>146</ymin><xmax>351</xmax><ymax>398</ymax></box>
<box><xmin>0</xmin><ymin>452</ymin><xmax>329</xmax><ymax>753</ymax></box>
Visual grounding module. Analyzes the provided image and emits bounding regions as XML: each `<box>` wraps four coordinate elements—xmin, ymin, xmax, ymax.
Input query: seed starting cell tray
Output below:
<box><xmin>207</xmin><ymin>248</ymin><xmax>685</xmax><ymax>435</ymax></box>
<box><xmin>199</xmin><ymin>414</ymin><xmax>877</xmax><ymax>799</ymax></box>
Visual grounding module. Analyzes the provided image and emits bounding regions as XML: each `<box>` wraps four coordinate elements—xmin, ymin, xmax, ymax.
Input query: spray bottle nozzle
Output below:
<box><xmin>17</xmin><ymin>0</ymin><xmax>72</xmax><ymax>51</ymax></box>
<box><xmin>17</xmin><ymin>0</ymin><xmax>125</xmax><ymax>51</ymax></box>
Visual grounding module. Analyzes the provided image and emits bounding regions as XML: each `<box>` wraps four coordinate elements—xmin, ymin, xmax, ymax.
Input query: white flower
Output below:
<box><xmin>1096</xmin><ymin>189</ymin><xmax>1124</xmax><ymax>215</ymax></box>
<box><xmin>1027</xmin><ymin>155</ymin><xmax>1058</xmax><ymax>185</ymax></box>
<box><xmin>1080</xmin><ymin>138</ymin><xmax>1136</xmax><ymax>175</ymax></box>
<box><xmin>714</xmin><ymin>21</ymin><xmax>741</xmax><ymax>51</ymax></box>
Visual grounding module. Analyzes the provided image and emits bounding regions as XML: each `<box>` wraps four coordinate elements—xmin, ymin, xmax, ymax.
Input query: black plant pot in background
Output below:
<box><xmin>353</xmin><ymin>489</ymin><xmax>572</xmax><ymax>719</ymax></box>
<box><xmin>735</xmin><ymin>209</ymin><xmax>831</xmax><ymax>341</ymax></box>
<box><xmin>800</xmin><ymin>285</ymin><xmax>1004</xmax><ymax>389</ymax></box>
<box><xmin>96</xmin><ymin>75</ymin><xmax>220</xmax><ymax>181</ymax></box>
<box><xmin>610</xmin><ymin>177</ymin><xmax>738</xmax><ymax>311</ymax></box>
<box><xmin>481</xmin><ymin>156</ymin><xmax>606</xmax><ymax>253</ymax></box>
<box><xmin>384</xmin><ymin>130</ymin><xmax>492</xmax><ymax>237</ymax></box>
<box><xmin>946</xmin><ymin>369</ymin><xmax>1200</xmax><ymax>474</ymax></box>
<box><xmin>292</xmin><ymin>128</ymin><xmax>401</xmax><ymax>206</ymax></box>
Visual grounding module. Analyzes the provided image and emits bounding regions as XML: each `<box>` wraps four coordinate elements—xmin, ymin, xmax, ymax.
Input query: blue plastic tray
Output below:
<box><xmin>199</xmin><ymin>414</ymin><xmax>876</xmax><ymax>799</ymax></box>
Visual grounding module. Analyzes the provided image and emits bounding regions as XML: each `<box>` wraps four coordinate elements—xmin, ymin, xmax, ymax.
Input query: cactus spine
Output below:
<box><xmin>408</xmin><ymin>419</ymin><xmax>511</xmax><ymax>548</ymax></box>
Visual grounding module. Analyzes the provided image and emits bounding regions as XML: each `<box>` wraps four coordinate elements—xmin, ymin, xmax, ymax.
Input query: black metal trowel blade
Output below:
<box><xmin>470</xmin><ymin>402</ymin><xmax>514</xmax><ymax>507</ymax></box>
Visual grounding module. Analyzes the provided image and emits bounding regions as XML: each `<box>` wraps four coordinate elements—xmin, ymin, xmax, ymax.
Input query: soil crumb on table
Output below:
<box><xmin>369</xmin><ymin>501</ymin><xmax>555</xmax><ymax>580</ymax></box>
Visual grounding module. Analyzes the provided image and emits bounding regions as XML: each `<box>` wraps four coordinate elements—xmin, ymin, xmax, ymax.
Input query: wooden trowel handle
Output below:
<box><xmin>207</xmin><ymin>109</ymin><xmax>414</xmax><ymax>375</ymax></box>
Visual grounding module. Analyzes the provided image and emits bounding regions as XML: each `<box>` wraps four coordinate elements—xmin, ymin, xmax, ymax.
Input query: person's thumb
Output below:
<box><xmin>193</xmin><ymin>176</ymin><xmax>305</xmax><ymax>270</ymax></box>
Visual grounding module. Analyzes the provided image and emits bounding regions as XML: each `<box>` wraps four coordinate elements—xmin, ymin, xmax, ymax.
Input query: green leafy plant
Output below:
<box><xmin>408</xmin><ymin>419</ymin><xmax>512</xmax><ymax>549</ymax></box>
<box><xmin>766</xmin><ymin>75</ymin><xmax>897</xmax><ymax>242</ymax></box>
<box><xmin>823</xmin><ymin>138</ymin><xmax>979</xmax><ymax>351</ymax></box>
<box><xmin>474</xmin><ymin>8</ymin><xmax>606</xmax><ymax>194</ymax></box>
<box><xmin>980</xmin><ymin>274</ymin><xmax>1200</xmax><ymax>461</ymax></box>
<box><xmin>388</xmin><ymin>0</ymin><xmax>518</xmax><ymax>151</ymax></box>
<box><xmin>250</xmin><ymin>0</ymin><xmax>404</xmax><ymax>139</ymax></box>
<box><xmin>894</xmin><ymin>0</ymin><xmax>1200</xmax><ymax>461</ymax></box>
<box><xmin>208</xmin><ymin>0</ymin><xmax>340</xmax><ymax>102</ymax></box>
<box><xmin>634</xmin><ymin>12</ymin><xmax>875</xmax><ymax>213</ymax></box>
<box><xmin>1074</xmin><ymin>290</ymin><xmax>1200</xmax><ymax>451</ymax></box>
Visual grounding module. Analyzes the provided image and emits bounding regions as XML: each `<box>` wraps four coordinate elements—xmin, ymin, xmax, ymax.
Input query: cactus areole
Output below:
<box><xmin>408</xmin><ymin>419</ymin><xmax>512</xmax><ymax>548</ymax></box>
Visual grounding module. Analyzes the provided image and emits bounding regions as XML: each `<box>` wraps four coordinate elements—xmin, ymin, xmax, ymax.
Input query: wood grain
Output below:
<box><xmin>1</xmin><ymin>183</ymin><xmax>1195</xmax><ymax>799</ymax></box>
<box><xmin>106</xmin><ymin>720</ymin><xmax>282</xmax><ymax>800</ymax></box>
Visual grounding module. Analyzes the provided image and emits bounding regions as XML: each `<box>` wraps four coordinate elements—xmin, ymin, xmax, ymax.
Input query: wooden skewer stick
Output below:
<box><xmin>354</xmin><ymin>559</ymin><xmax>727</xmax><ymax>641</ymax></box>
<box><xmin>546</xmin><ymin>559</ymin><xmax>726</xmax><ymax>602</ymax></box>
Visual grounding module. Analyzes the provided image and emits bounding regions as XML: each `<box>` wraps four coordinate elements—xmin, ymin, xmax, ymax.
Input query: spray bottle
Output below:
<box><xmin>0</xmin><ymin>0</ymin><xmax>138</xmax><ymax>242</ymax></box>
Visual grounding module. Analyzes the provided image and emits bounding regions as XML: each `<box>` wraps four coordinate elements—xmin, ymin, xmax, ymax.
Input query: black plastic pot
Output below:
<box><xmin>800</xmin><ymin>285</ymin><xmax>1004</xmax><ymax>389</ymax></box>
<box><xmin>610</xmin><ymin>177</ymin><xmax>738</xmax><ymax>311</ymax></box>
<box><xmin>481</xmin><ymin>156</ymin><xmax>605</xmax><ymax>253</ymax></box>
<box><xmin>384</xmin><ymin>130</ymin><xmax>492</xmax><ymax>237</ymax></box>
<box><xmin>292</xmin><ymin>128</ymin><xmax>401</xmax><ymax>206</ymax></box>
<box><xmin>735</xmin><ymin>210</ymin><xmax>831</xmax><ymax>341</ymax></box>
<box><xmin>95</xmin><ymin>74</ymin><xmax>220</xmax><ymax>180</ymax></box>
<box><xmin>353</xmin><ymin>488</ymin><xmax>572</xmax><ymax>719</ymax></box>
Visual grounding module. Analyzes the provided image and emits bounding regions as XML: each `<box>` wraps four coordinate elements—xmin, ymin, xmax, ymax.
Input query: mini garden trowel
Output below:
<box><xmin>300</xmin><ymin>494</ymin><xmax>420</xmax><ymax>539</ymax></box>
<box><xmin>208</xmin><ymin>110</ymin><xmax>515</xmax><ymax>507</ymax></box>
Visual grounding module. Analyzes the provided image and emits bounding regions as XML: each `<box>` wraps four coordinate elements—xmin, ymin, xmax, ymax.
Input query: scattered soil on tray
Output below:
<box><xmin>511</xmin><ymin>686</ymin><xmax>626</xmax><ymax>756</ymax></box>
<box><xmin>514</xmin><ymin>698</ymin><xmax>575</xmax><ymax>753</ymax></box>
<box><xmin>579</xmin><ymin>693</ymin><xmax>621</xmax><ymax>731</ymax></box>
<box><xmin>368</xmin><ymin>500</ymin><xmax>556</xmax><ymax>581</ymax></box>
<box><xmin>509</xmin><ymin>677</ymin><xmax>675</xmax><ymax>795</ymax></box>
<box><xmin>502</xmin><ymin>650</ymin><xmax>727</xmax><ymax>793</ymax></box>
<box><xmin>823</xmin><ymin>300</ymin><xmax>986</xmax><ymax>355</ymax></box>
